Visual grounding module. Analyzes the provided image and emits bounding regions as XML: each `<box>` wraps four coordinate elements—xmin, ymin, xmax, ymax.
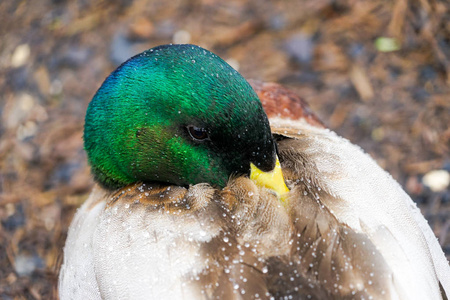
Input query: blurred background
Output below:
<box><xmin>1</xmin><ymin>0</ymin><xmax>449</xmax><ymax>298</ymax></box>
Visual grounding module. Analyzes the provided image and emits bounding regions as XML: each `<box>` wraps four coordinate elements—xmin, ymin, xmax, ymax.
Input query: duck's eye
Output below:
<box><xmin>187</xmin><ymin>125</ymin><xmax>209</xmax><ymax>141</ymax></box>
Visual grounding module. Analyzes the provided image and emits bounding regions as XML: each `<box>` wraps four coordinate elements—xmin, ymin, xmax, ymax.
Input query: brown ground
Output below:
<box><xmin>1</xmin><ymin>0</ymin><xmax>449</xmax><ymax>299</ymax></box>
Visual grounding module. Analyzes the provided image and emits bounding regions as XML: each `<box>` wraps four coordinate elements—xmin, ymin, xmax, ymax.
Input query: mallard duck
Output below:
<box><xmin>59</xmin><ymin>44</ymin><xmax>450</xmax><ymax>299</ymax></box>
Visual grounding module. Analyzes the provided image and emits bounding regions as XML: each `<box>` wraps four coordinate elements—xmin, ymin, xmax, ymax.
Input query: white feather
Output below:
<box><xmin>271</xmin><ymin>117</ymin><xmax>450</xmax><ymax>299</ymax></box>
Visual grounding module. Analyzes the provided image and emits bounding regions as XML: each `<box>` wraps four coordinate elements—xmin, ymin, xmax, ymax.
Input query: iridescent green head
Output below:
<box><xmin>84</xmin><ymin>44</ymin><xmax>276</xmax><ymax>189</ymax></box>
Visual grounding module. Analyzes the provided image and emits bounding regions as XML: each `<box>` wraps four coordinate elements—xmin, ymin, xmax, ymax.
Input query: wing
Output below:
<box><xmin>252</xmin><ymin>79</ymin><xmax>450</xmax><ymax>299</ymax></box>
<box><xmin>266</xmin><ymin>116</ymin><xmax>450</xmax><ymax>299</ymax></box>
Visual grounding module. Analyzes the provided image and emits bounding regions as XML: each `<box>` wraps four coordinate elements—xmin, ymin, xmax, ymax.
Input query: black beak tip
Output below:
<box><xmin>250</xmin><ymin>141</ymin><xmax>277</xmax><ymax>172</ymax></box>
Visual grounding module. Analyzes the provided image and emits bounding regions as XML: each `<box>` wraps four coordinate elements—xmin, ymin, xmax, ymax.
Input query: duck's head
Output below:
<box><xmin>84</xmin><ymin>44</ymin><xmax>287</xmax><ymax>194</ymax></box>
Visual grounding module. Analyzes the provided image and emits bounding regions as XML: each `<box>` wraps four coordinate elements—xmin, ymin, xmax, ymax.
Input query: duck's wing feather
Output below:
<box><xmin>252</xmin><ymin>79</ymin><xmax>450</xmax><ymax>298</ymax></box>
<box><xmin>270</xmin><ymin>117</ymin><xmax>450</xmax><ymax>299</ymax></box>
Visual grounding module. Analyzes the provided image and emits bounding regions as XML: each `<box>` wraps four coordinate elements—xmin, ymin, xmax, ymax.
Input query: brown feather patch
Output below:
<box><xmin>249</xmin><ymin>79</ymin><xmax>325</xmax><ymax>128</ymax></box>
<box><xmin>106</xmin><ymin>182</ymin><xmax>215</xmax><ymax>215</ymax></box>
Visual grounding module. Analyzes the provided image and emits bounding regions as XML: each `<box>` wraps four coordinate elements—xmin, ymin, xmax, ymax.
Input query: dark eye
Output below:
<box><xmin>187</xmin><ymin>125</ymin><xmax>209</xmax><ymax>141</ymax></box>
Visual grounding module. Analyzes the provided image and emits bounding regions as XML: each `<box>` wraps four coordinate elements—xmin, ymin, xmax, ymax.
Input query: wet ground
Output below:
<box><xmin>1</xmin><ymin>0</ymin><xmax>450</xmax><ymax>298</ymax></box>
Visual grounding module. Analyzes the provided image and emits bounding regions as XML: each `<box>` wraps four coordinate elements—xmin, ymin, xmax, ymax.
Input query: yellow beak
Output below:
<box><xmin>250</xmin><ymin>156</ymin><xmax>289</xmax><ymax>201</ymax></box>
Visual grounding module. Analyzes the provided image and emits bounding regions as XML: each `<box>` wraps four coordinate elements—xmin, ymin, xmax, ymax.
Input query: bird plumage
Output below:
<box><xmin>59</xmin><ymin>45</ymin><xmax>450</xmax><ymax>299</ymax></box>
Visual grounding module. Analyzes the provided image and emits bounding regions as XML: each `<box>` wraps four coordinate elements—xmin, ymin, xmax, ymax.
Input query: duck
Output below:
<box><xmin>59</xmin><ymin>44</ymin><xmax>450</xmax><ymax>299</ymax></box>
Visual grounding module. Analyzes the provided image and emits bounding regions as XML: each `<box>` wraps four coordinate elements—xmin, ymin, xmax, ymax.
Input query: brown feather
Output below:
<box><xmin>249</xmin><ymin>79</ymin><xmax>324</xmax><ymax>128</ymax></box>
